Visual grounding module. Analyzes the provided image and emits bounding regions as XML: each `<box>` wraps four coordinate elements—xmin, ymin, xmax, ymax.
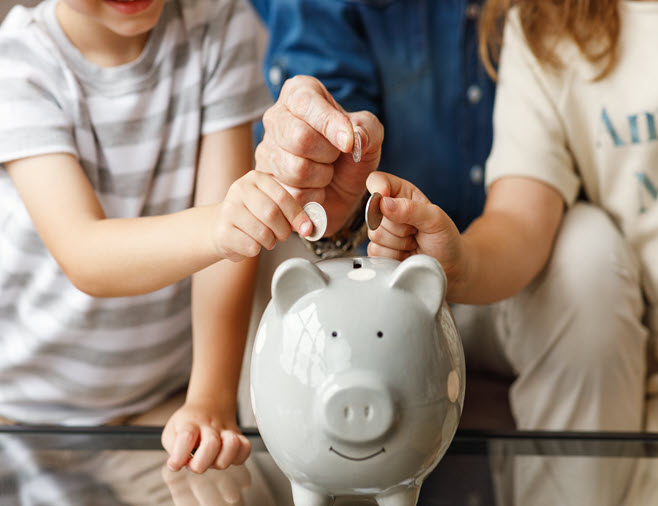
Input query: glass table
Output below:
<box><xmin>1</xmin><ymin>426</ymin><xmax>658</xmax><ymax>505</ymax></box>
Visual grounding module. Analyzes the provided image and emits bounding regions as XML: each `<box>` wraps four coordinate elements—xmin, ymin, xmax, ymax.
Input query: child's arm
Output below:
<box><xmin>161</xmin><ymin>124</ymin><xmax>257</xmax><ymax>473</ymax></box>
<box><xmin>365</xmin><ymin>171</ymin><xmax>564</xmax><ymax>304</ymax></box>
<box><xmin>5</xmin><ymin>149</ymin><xmax>312</xmax><ymax>298</ymax></box>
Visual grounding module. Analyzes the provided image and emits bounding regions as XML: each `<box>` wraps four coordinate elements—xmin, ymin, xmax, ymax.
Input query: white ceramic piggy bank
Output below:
<box><xmin>250</xmin><ymin>255</ymin><xmax>465</xmax><ymax>506</ymax></box>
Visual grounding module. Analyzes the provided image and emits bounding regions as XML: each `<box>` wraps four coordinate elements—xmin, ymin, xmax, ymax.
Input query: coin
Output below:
<box><xmin>352</xmin><ymin>129</ymin><xmax>362</xmax><ymax>163</ymax></box>
<box><xmin>365</xmin><ymin>192</ymin><xmax>383</xmax><ymax>230</ymax></box>
<box><xmin>303</xmin><ymin>202</ymin><xmax>327</xmax><ymax>241</ymax></box>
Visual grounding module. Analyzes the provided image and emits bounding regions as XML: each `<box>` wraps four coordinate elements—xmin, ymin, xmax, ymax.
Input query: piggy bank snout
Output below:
<box><xmin>318</xmin><ymin>372</ymin><xmax>395</xmax><ymax>444</ymax></box>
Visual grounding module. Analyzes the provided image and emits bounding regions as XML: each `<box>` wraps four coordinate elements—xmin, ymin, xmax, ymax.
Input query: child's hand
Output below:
<box><xmin>213</xmin><ymin>171</ymin><xmax>314</xmax><ymax>262</ymax></box>
<box><xmin>365</xmin><ymin>172</ymin><xmax>467</xmax><ymax>283</ymax></box>
<box><xmin>162</xmin><ymin>401</ymin><xmax>251</xmax><ymax>474</ymax></box>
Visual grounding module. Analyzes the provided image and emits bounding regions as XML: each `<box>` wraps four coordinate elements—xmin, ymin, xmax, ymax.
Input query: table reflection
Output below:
<box><xmin>2</xmin><ymin>428</ymin><xmax>658</xmax><ymax>505</ymax></box>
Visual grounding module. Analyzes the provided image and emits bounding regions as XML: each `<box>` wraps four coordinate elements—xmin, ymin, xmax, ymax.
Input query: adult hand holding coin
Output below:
<box><xmin>254</xmin><ymin>76</ymin><xmax>384</xmax><ymax>236</ymax></box>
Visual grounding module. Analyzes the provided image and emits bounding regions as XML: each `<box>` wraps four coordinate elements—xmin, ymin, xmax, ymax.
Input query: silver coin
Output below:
<box><xmin>365</xmin><ymin>192</ymin><xmax>383</xmax><ymax>230</ymax></box>
<box><xmin>352</xmin><ymin>129</ymin><xmax>362</xmax><ymax>163</ymax></box>
<box><xmin>303</xmin><ymin>202</ymin><xmax>327</xmax><ymax>241</ymax></box>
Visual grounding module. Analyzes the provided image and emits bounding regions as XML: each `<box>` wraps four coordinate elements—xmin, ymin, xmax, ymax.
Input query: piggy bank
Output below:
<box><xmin>250</xmin><ymin>255</ymin><xmax>465</xmax><ymax>506</ymax></box>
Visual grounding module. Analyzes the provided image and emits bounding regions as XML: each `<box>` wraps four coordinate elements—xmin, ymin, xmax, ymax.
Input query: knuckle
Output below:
<box><xmin>254</xmin><ymin>142</ymin><xmax>266</xmax><ymax>165</ymax></box>
<box><xmin>288</xmin><ymin>85</ymin><xmax>312</xmax><ymax>112</ymax></box>
<box><xmin>404</xmin><ymin>236</ymin><xmax>417</xmax><ymax>250</ymax></box>
<box><xmin>244</xmin><ymin>239</ymin><xmax>262</xmax><ymax>258</ymax></box>
<box><xmin>262</xmin><ymin>201</ymin><xmax>280</xmax><ymax>222</ymax></box>
<box><xmin>261</xmin><ymin>105</ymin><xmax>276</xmax><ymax>128</ymax></box>
<box><xmin>285</xmin><ymin>74</ymin><xmax>317</xmax><ymax>93</ymax></box>
<box><xmin>288</xmin><ymin>155</ymin><xmax>314</xmax><ymax>182</ymax></box>
<box><xmin>205</xmin><ymin>433</ymin><xmax>221</xmax><ymax>451</ymax></box>
<box><xmin>289</xmin><ymin>123</ymin><xmax>314</xmax><ymax>152</ymax></box>
<box><xmin>398</xmin><ymin>199</ymin><xmax>414</xmax><ymax>219</ymax></box>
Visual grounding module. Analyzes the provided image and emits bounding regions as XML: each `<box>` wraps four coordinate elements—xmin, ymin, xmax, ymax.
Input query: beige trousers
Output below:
<box><xmin>457</xmin><ymin>202</ymin><xmax>648</xmax><ymax>506</ymax></box>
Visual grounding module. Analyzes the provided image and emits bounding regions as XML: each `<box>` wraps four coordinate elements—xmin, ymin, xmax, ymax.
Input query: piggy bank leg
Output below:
<box><xmin>291</xmin><ymin>481</ymin><xmax>334</xmax><ymax>506</ymax></box>
<box><xmin>375</xmin><ymin>485</ymin><xmax>420</xmax><ymax>506</ymax></box>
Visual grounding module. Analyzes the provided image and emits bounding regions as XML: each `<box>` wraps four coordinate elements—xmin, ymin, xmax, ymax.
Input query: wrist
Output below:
<box><xmin>207</xmin><ymin>203</ymin><xmax>228</xmax><ymax>262</ymax></box>
<box><xmin>445</xmin><ymin>236</ymin><xmax>475</xmax><ymax>304</ymax></box>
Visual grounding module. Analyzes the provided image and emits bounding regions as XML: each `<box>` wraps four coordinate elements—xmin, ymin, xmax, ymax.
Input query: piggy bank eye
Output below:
<box><xmin>331</xmin><ymin>331</ymin><xmax>338</xmax><ymax>338</ymax></box>
<box><xmin>377</xmin><ymin>331</ymin><xmax>383</xmax><ymax>339</ymax></box>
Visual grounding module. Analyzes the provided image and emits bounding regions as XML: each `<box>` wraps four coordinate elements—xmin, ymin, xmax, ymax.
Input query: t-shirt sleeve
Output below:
<box><xmin>484</xmin><ymin>9</ymin><xmax>581</xmax><ymax>206</ymax></box>
<box><xmin>200</xmin><ymin>0</ymin><xmax>272</xmax><ymax>135</ymax></box>
<box><xmin>0</xmin><ymin>28</ymin><xmax>77</xmax><ymax>165</ymax></box>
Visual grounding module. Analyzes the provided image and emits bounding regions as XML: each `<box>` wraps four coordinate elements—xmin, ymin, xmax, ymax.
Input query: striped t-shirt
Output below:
<box><xmin>0</xmin><ymin>0</ymin><xmax>271</xmax><ymax>424</ymax></box>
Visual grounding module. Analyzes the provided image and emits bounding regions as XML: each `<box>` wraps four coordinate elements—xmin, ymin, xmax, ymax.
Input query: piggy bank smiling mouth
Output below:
<box><xmin>329</xmin><ymin>446</ymin><xmax>386</xmax><ymax>461</ymax></box>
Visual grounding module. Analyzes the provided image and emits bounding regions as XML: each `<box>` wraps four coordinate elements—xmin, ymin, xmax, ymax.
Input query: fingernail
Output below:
<box><xmin>383</xmin><ymin>197</ymin><xmax>397</xmax><ymax>212</ymax></box>
<box><xmin>336</xmin><ymin>130</ymin><xmax>350</xmax><ymax>151</ymax></box>
<box><xmin>300</xmin><ymin>220</ymin><xmax>313</xmax><ymax>236</ymax></box>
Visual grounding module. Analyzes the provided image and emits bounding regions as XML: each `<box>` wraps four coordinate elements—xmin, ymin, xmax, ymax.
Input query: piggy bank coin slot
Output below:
<box><xmin>353</xmin><ymin>259</ymin><xmax>363</xmax><ymax>269</ymax></box>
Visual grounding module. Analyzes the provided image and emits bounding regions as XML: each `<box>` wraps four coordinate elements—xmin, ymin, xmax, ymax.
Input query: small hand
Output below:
<box><xmin>255</xmin><ymin>75</ymin><xmax>384</xmax><ymax>235</ymax></box>
<box><xmin>162</xmin><ymin>402</ymin><xmax>251</xmax><ymax>474</ymax></box>
<box><xmin>365</xmin><ymin>172</ymin><xmax>467</xmax><ymax>287</ymax></box>
<box><xmin>214</xmin><ymin>170</ymin><xmax>313</xmax><ymax>262</ymax></box>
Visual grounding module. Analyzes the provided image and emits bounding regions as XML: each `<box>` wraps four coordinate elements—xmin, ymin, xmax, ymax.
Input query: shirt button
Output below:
<box><xmin>469</xmin><ymin>164</ymin><xmax>484</xmax><ymax>185</ymax></box>
<box><xmin>268</xmin><ymin>65</ymin><xmax>283</xmax><ymax>87</ymax></box>
<box><xmin>465</xmin><ymin>3</ymin><xmax>481</xmax><ymax>20</ymax></box>
<box><xmin>466</xmin><ymin>84</ymin><xmax>482</xmax><ymax>105</ymax></box>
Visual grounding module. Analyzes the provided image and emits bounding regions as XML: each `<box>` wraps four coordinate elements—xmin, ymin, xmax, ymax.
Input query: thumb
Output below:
<box><xmin>381</xmin><ymin>196</ymin><xmax>448</xmax><ymax>234</ymax></box>
<box><xmin>348</xmin><ymin>110</ymin><xmax>384</xmax><ymax>158</ymax></box>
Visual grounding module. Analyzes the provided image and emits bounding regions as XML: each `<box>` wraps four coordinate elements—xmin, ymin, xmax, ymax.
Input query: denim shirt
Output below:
<box><xmin>250</xmin><ymin>0</ymin><xmax>495</xmax><ymax>231</ymax></box>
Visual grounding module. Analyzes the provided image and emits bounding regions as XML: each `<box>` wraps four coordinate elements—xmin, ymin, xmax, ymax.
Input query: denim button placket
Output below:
<box><xmin>466</xmin><ymin>84</ymin><xmax>482</xmax><ymax>105</ymax></box>
<box><xmin>469</xmin><ymin>164</ymin><xmax>484</xmax><ymax>185</ymax></box>
<box><xmin>268</xmin><ymin>65</ymin><xmax>283</xmax><ymax>87</ymax></box>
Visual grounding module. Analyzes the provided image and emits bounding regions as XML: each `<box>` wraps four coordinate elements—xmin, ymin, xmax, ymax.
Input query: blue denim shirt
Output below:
<box><xmin>250</xmin><ymin>0</ymin><xmax>495</xmax><ymax>231</ymax></box>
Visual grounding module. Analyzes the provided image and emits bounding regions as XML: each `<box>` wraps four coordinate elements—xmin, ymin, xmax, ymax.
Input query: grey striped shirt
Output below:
<box><xmin>0</xmin><ymin>0</ymin><xmax>271</xmax><ymax>423</ymax></box>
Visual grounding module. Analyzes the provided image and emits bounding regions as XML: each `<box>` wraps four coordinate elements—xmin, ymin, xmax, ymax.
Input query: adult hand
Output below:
<box><xmin>255</xmin><ymin>75</ymin><xmax>384</xmax><ymax>235</ymax></box>
<box><xmin>365</xmin><ymin>172</ymin><xmax>468</xmax><ymax>292</ymax></box>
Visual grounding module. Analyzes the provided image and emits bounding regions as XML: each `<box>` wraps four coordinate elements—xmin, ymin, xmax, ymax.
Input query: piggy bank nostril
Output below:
<box><xmin>320</xmin><ymin>378</ymin><xmax>395</xmax><ymax>443</ymax></box>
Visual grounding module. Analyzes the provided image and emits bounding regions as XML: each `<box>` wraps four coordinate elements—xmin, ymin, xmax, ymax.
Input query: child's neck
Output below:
<box><xmin>55</xmin><ymin>1</ymin><xmax>150</xmax><ymax>67</ymax></box>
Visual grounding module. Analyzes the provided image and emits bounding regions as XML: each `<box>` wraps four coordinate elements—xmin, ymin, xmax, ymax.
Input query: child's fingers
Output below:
<box><xmin>366</xmin><ymin>171</ymin><xmax>430</xmax><ymax>203</ymax></box>
<box><xmin>380</xmin><ymin>196</ymin><xmax>446</xmax><ymax>235</ymax></box>
<box><xmin>187</xmin><ymin>426</ymin><xmax>221</xmax><ymax>474</ymax></box>
<box><xmin>367</xmin><ymin>240</ymin><xmax>412</xmax><ymax>261</ymax></box>
<box><xmin>242</xmin><ymin>184</ymin><xmax>298</xmax><ymax>241</ymax></box>
<box><xmin>232</xmin><ymin>434</ymin><xmax>252</xmax><ymax>466</ymax></box>
<box><xmin>230</xmin><ymin>207</ymin><xmax>277</xmax><ymax>252</ymax></box>
<box><xmin>214</xmin><ymin>430</ymin><xmax>242</xmax><ymax>470</ymax></box>
<box><xmin>167</xmin><ymin>424</ymin><xmax>199</xmax><ymax>471</ymax></box>
<box><xmin>368</xmin><ymin>225</ymin><xmax>418</xmax><ymax>253</ymax></box>
<box><xmin>377</xmin><ymin>216</ymin><xmax>417</xmax><ymax>238</ymax></box>
<box><xmin>252</xmin><ymin>173</ymin><xmax>313</xmax><ymax>237</ymax></box>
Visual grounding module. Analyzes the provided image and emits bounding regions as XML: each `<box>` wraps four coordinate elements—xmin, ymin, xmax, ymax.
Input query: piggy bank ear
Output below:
<box><xmin>272</xmin><ymin>258</ymin><xmax>328</xmax><ymax>315</ymax></box>
<box><xmin>388</xmin><ymin>255</ymin><xmax>447</xmax><ymax>316</ymax></box>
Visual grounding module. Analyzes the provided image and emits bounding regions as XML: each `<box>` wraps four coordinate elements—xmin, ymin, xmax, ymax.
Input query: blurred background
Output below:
<box><xmin>0</xmin><ymin>0</ymin><xmax>37</xmax><ymax>20</ymax></box>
